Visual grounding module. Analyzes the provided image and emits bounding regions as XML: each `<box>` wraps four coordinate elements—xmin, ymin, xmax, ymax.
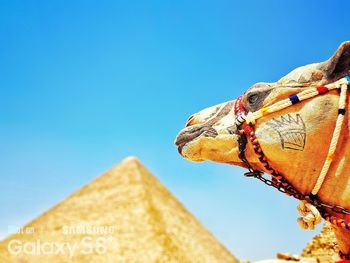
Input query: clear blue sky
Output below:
<box><xmin>1</xmin><ymin>0</ymin><xmax>349</xmax><ymax>260</ymax></box>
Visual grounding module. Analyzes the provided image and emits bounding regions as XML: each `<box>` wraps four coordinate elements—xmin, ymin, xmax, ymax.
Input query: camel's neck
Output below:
<box><xmin>320</xmin><ymin>138</ymin><xmax>350</xmax><ymax>259</ymax></box>
<box><xmin>253</xmin><ymin>90</ymin><xmax>350</xmax><ymax>207</ymax></box>
<box><xmin>294</xmin><ymin>92</ymin><xmax>350</xmax><ymax>209</ymax></box>
<box><xmin>316</xmin><ymin>122</ymin><xmax>350</xmax><ymax>209</ymax></box>
<box><xmin>279</xmin><ymin>91</ymin><xmax>350</xmax><ymax>255</ymax></box>
<box><xmin>279</xmin><ymin>92</ymin><xmax>350</xmax><ymax>255</ymax></box>
<box><xmin>243</xmin><ymin>84</ymin><xmax>350</xmax><ymax>255</ymax></box>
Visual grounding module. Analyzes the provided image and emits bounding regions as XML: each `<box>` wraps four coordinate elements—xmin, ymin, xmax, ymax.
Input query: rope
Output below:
<box><xmin>311</xmin><ymin>82</ymin><xmax>348</xmax><ymax>194</ymax></box>
<box><xmin>246</xmin><ymin>78</ymin><xmax>349</xmax><ymax>125</ymax></box>
<box><xmin>242</xmin><ymin>78</ymin><xmax>349</xmax><ymax>196</ymax></box>
<box><xmin>297</xmin><ymin>200</ymin><xmax>322</xmax><ymax>230</ymax></box>
<box><xmin>236</xmin><ymin>76</ymin><xmax>350</xmax><ymax>231</ymax></box>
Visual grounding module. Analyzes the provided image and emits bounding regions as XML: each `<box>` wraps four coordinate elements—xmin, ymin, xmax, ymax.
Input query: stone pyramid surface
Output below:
<box><xmin>301</xmin><ymin>222</ymin><xmax>338</xmax><ymax>262</ymax></box>
<box><xmin>0</xmin><ymin>156</ymin><xmax>238</xmax><ymax>263</ymax></box>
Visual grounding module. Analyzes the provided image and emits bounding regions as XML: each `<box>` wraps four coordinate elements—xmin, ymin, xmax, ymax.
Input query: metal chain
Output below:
<box><xmin>236</xmin><ymin>106</ymin><xmax>350</xmax><ymax>217</ymax></box>
<box><xmin>244</xmin><ymin>170</ymin><xmax>350</xmax><ymax>216</ymax></box>
<box><xmin>235</xmin><ymin>78</ymin><xmax>350</xmax><ymax>257</ymax></box>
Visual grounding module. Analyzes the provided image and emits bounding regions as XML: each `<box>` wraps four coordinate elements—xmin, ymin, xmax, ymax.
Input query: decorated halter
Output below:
<box><xmin>234</xmin><ymin>76</ymin><xmax>350</xmax><ymax>232</ymax></box>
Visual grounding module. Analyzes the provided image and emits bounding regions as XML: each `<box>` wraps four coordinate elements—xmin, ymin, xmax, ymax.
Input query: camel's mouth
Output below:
<box><xmin>175</xmin><ymin>125</ymin><xmax>242</xmax><ymax>163</ymax></box>
<box><xmin>175</xmin><ymin>125</ymin><xmax>218</xmax><ymax>155</ymax></box>
<box><xmin>175</xmin><ymin>99</ymin><xmax>242</xmax><ymax>163</ymax></box>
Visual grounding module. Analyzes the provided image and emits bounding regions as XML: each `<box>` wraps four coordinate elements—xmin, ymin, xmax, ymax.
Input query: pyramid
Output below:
<box><xmin>301</xmin><ymin>222</ymin><xmax>338</xmax><ymax>262</ymax></box>
<box><xmin>0</xmin><ymin>157</ymin><xmax>238</xmax><ymax>263</ymax></box>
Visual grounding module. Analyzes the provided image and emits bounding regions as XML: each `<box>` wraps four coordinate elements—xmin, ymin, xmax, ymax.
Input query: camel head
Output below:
<box><xmin>175</xmin><ymin>41</ymin><xmax>350</xmax><ymax>178</ymax></box>
<box><xmin>175</xmin><ymin>41</ymin><xmax>350</xmax><ymax>257</ymax></box>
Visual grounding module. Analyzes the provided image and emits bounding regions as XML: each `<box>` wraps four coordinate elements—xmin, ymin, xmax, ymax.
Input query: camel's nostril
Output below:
<box><xmin>186</xmin><ymin>115</ymin><xmax>196</xmax><ymax>127</ymax></box>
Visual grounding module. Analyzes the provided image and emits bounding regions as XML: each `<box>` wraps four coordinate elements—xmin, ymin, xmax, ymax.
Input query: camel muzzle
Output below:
<box><xmin>175</xmin><ymin>125</ymin><xmax>218</xmax><ymax>154</ymax></box>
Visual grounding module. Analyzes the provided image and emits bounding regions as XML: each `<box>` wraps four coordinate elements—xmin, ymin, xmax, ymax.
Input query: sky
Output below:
<box><xmin>0</xmin><ymin>0</ymin><xmax>349</xmax><ymax>261</ymax></box>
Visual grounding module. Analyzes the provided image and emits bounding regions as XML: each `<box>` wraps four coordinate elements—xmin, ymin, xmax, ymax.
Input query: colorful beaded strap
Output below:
<box><xmin>234</xmin><ymin>96</ymin><xmax>302</xmax><ymax>197</ymax></box>
<box><xmin>235</xmin><ymin>76</ymin><xmax>350</xmax><ymax>230</ymax></box>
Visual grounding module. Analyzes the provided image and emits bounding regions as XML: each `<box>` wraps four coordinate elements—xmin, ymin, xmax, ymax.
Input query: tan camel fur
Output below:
<box><xmin>175</xmin><ymin>41</ymin><xmax>350</xmax><ymax>257</ymax></box>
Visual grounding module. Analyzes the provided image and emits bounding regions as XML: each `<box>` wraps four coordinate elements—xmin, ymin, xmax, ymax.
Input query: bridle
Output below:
<box><xmin>234</xmin><ymin>76</ymin><xmax>350</xmax><ymax>231</ymax></box>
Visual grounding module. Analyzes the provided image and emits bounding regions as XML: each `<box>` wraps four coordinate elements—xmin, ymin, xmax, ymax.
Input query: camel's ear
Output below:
<box><xmin>320</xmin><ymin>41</ymin><xmax>350</xmax><ymax>82</ymax></box>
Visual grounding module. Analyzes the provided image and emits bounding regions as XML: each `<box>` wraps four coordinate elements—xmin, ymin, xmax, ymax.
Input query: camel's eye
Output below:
<box><xmin>248</xmin><ymin>93</ymin><xmax>259</xmax><ymax>104</ymax></box>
